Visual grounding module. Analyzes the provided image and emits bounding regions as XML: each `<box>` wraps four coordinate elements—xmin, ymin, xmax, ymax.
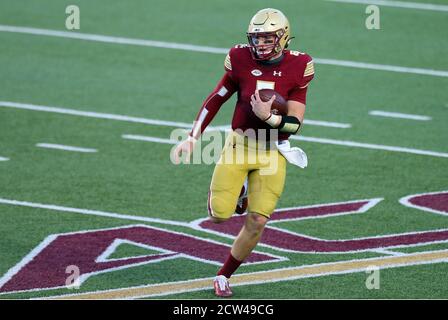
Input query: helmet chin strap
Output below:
<box><xmin>285</xmin><ymin>37</ymin><xmax>295</xmax><ymax>48</ymax></box>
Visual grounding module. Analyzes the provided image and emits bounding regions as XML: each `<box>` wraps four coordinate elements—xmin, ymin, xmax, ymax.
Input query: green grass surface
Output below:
<box><xmin>0</xmin><ymin>0</ymin><xmax>447</xmax><ymax>299</ymax></box>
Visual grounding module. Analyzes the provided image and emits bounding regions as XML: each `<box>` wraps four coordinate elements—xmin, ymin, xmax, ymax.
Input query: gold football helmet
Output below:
<box><xmin>247</xmin><ymin>8</ymin><xmax>291</xmax><ymax>60</ymax></box>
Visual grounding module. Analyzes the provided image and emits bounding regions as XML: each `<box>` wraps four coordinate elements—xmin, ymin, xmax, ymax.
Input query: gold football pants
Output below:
<box><xmin>208</xmin><ymin>131</ymin><xmax>286</xmax><ymax>219</ymax></box>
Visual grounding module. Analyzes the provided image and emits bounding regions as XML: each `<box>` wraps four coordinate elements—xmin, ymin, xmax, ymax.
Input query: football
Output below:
<box><xmin>258</xmin><ymin>89</ymin><xmax>288</xmax><ymax>115</ymax></box>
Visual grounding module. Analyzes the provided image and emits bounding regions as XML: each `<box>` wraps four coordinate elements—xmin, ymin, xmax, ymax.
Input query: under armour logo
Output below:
<box><xmin>273</xmin><ymin>71</ymin><xmax>282</xmax><ymax>77</ymax></box>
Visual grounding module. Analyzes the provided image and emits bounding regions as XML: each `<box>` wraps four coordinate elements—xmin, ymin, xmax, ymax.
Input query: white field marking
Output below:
<box><xmin>0</xmin><ymin>101</ymin><xmax>349</xmax><ymax>130</ymax></box>
<box><xmin>0</xmin><ymin>198</ymin><xmax>191</xmax><ymax>227</ymax></box>
<box><xmin>0</xmin><ymin>101</ymin><xmax>193</xmax><ymax>129</ymax></box>
<box><xmin>36</xmin><ymin>143</ymin><xmax>97</xmax><ymax>153</ymax></box>
<box><xmin>290</xmin><ymin>135</ymin><xmax>448</xmax><ymax>158</ymax></box>
<box><xmin>208</xmin><ymin>120</ymin><xmax>351</xmax><ymax>130</ymax></box>
<box><xmin>190</xmin><ymin>197</ymin><xmax>448</xmax><ymax>255</ymax></box>
<box><xmin>41</xmin><ymin>248</ymin><xmax>448</xmax><ymax>299</ymax></box>
<box><xmin>0</xmin><ymin>223</ymin><xmax>287</xmax><ymax>296</ymax></box>
<box><xmin>304</xmin><ymin>119</ymin><xmax>351</xmax><ymax>128</ymax></box>
<box><xmin>190</xmin><ymin>197</ymin><xmax>448</xmax><ymax>254</ymax></box>
<box><xmin>1</xmin><ymin>25</ymin><xmax>448</xmax><ymax>77</ymax></box>
<box><xmin>194</xmin><ymin>220</ymin><xmax>448</xmax><ymax>255</ymax></box>
<box><xmin>0</xmin><ymin>25</ymin><xmax>227</xmax><ymax>54</ymax></box>
<box><xmin>259</xmin><ymin>225</ymin><xmax>448</xmax><ymax>254</ymax></box>
<box><xmin>371</xmin><ymin>248</ymin><xmax>406</xmax><ymax>256</ymax></box>
<box><xmin>210</xmin><ymin>119</ymin><xmax>351</xmax><ymax>130</ymax></box>
<box><xmin>369</xmin><ymin>110</ymin><xmax>432</xmax><ymax>121</ymax></box>
<box><xmin>94</xmin><ymin>239</ymin><xmax>177</xmax><ymax>263</ymax></box>
<box><xmin>314</xmin><ymin>58</ymin><xmax>448</xmax><ymax>78</ymax></box>
<box><xmin>122</xmin><ymin>135</ymin><xmax>177</xmax><ymax>145</ymax></box>
<box><xmin>1</xmin><ymin>252</ymin><xmax>182</xmax><ymax>296</ymax></box>
<box><xmin>0</xmin><ymin>234</ymin><xmax>58</xmax><ymax>290</ymax></box>
<box><xmin>3</xmin><ymin>101</ymin><xmax>446</xmax><ymax>158</ymax></box>
<box><xmin>0</xmin><ymin>197</ymin><xmax>445</xmax><ymax>297</ymax></box>
<box><xmin>0</xmin><ymin>156</ymin><xmax>9</xmax><ymax>161</ymax></box>
<box><xmin>269</xmin><ymin>198</ymin><xmax>384</xmax><ymax>218</ymax></box>
<box><xmin>399</xmin><ymin>190</ymin><xmax>448</xmax><ymax>217</ymax></box>
<box><xmin>0</xmin><ymin>196</ymin><xmax>381</xmax><ymax>233</ymax></box>
<box><xmin>327</xmin><ymin>0</ymin><xmax>448</xmax><ymax>12</ymax></box>
<box><xmin>189</xmin><ymin>197</ymin><xmax>384</xmax><ymax>227</ymax></box>
<box><xmin>0</xmin><ymin>225</ymin><xmax>188</xmax><ymax>296</ymax></box>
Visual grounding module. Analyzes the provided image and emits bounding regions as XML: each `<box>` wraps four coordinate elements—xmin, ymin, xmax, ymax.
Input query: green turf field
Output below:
<box><xmin>0</xmin><ymin>0</ymin><xmax>447</xmax><ymax>299</ymax></box>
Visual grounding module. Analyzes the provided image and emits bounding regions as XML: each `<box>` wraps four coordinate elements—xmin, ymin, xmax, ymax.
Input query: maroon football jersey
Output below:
<box><xmin>225</xmin><ymin>44</ymin><xmax>315</xmax><ymax>140</ymax></box>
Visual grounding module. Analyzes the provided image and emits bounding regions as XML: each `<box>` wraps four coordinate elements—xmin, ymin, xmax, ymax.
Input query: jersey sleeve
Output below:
<box><xmin>189</xmin><ymin>71</ymin><xmax>238</xmax><ymax>139</ymax></box>
<box><xmin>223</xmin><ymin>47</ymin><xmax>240</xmax><ymax>84</ymax></box>
<box><xmin>224</xmin><ymin>52</ymin><xmax>232</xmax><ymax>72</ymax></box>
<box><xmin>287</xmin><ymin>55</ymin><xmax>315</xmax><ymax>105</ymax></box>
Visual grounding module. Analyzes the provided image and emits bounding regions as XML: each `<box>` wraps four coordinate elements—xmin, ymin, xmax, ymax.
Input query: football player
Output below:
<box><xmin>173</xmin><ymin>8</ymin><xmax>315</xmax><ymax>297</ymax></box>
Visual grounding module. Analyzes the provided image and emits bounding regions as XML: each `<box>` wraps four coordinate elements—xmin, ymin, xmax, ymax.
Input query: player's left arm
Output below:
<box><xmin>286</xmin><ymin>100</ymin><xmax>306</xmax><ymax>124</ymax></box>
<box><xmin>281</xmin><ymin>57</ymin><xmax>315</xmax><ymax>134</ymax></box>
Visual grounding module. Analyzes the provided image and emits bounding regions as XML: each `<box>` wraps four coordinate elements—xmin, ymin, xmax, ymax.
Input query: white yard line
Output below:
<box><xmin>369</xmin><ymin>110</ymin><xmax>432</xmax><ymax>121</ymax></box>
<box><xmin>122</xmin><ymin>135</ymin><xmax>177</xmax><ymax>145</ymax></box>
<box><xmin>0</xmin><ymin>25</ymin><xmax>226</xmax><ymax>55</ymax></box>
<box><xmin>304</xmin><ymin>119</ymin><xmax>351</xmax><ymax>128</ymax></box>
<box><xmin>0</xmin><ymin>156</ymin><xmax>9</xmax><ymax>161</ymax></box>
<box><xmin>1</xmin><ymin>25</ymin><xmax>448</xmax><ymax>78</ymax></box>
<box><xmin>0</xmin><ymin>100</ymin><xmax>347</xmax><ymax>130</ymax></box>
<box><xmin>290</xmin><ymin>135</ymin><xmax>448</xmax><ymax>158</ymax></box>
<box><xmin>36</xmin><ymin>143</ymin><xmax>97</xmax><ymax>153</ymax></box>
<box><xmin>0</xmin><ymin>198</ymin><xmax>191</xmax><ymax>228</ymax></box>
<box><xmin>1</xmin><ymin>101</ymin><xmax>447</xmax><ymax>158</ymax></box>
<box><xmin>125</xmin><ymin>132</ymin><xmax>448</xmax><ymax>159</ymax></box>
<box><xmin>314</xmin><ymin>58</ymin><xmax>448</xmax><ymax>77</ymax></box>
<box><xmin>327</xmin><ymin>0</ymin><xmax>448</xmax><ymax>12</ymax></box>
<box><xmin>0</xmin><ymin>101</ymin><xmax>193</xmax><ymax>129</ymax></box>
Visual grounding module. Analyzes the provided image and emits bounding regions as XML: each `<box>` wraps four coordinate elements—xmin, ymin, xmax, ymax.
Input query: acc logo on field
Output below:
<box><xmin>251</xmin><ymin>69</ymin><xmax>262</xmax><ymax>76</ymax></box>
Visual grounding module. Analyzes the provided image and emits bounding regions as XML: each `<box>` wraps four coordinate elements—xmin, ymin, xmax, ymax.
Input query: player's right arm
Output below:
<box><xmin>173</xmin><ymin>51</ymin><xmax>238</xmax><ymax>164</ymax></box>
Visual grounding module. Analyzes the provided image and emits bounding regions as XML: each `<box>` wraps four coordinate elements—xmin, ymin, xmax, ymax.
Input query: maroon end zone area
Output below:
<box><xmin>408</xmin><ymin>192</ymin><xmax>448</xmax><ymax>213</ymax></box>
<box><xmin>2</xmin><ymin>193</ymin><xmax>447</xmax><ymax>294</ymax></box>
<box><xmin>199</xmin><ymin>198</ymin><xmax>448</xmax><ymax>253</ymax></box>
<box><xmin>0</xmin><ymin>225</ymin><xmax>280</xmax><ymax>293</ymax></box>
<box><xmin>200</xmin><ymin>200</ymin><xmax>372</xmax><ymax>237</ymax></box>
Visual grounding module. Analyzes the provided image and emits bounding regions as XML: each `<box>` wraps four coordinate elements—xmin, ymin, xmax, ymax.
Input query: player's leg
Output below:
<box><xmin>235</xmin><ymin>178</ymin><xmax>248</xmax><ymax>215</ymax></box>
<box><xmin>230</xmin><ymin>212</ymin><xmax>268</xmax><ymax>260</ymax></box>
<box><xmin>229</xmin><ymin>154</ymin><xmax>286</xmax><ymax>261</ymax></box>
<box><xmin>208</xmin><ymin>133</ymin><xmax>248</xmax><ymax>223</ymax></box>
<box><xmin>208</xmin><ymin>167</ymin><xmax>246</xmax><ymax>223</ymax></box>
<box><xmin>214</xmin><ymin>151</ymin><xmax>286</xmax><ymax>297</ymax></box>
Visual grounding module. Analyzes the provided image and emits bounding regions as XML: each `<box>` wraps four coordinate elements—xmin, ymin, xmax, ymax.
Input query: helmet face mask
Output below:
<box><xmin>247</xmin><ymin>30</ymin><xmax>285</xmax><ymax>61</ymax></box>
<box><xmin>246</xmin><ymin>8</ymin><xmax>290</xmax><ymax>61</ymax></box>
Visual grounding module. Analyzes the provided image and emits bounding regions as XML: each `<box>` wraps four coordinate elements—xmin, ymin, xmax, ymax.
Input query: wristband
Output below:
<box><xmin>278</xmin><ymin>116</ymin><xmax>301</xmax><ymax>134</ymax></box>
<box><xmin>264</xmin><ymin>113</ymin><xmax>282</xmax><ymax>127</ymax></box>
